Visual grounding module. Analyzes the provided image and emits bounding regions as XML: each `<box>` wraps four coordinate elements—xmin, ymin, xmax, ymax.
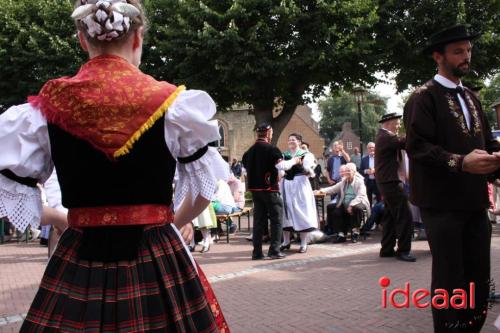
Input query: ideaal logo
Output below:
<box><xmin>379</xmin><ymin>276</ymin><xmax>475</xmax><ymax>309</ymax></box>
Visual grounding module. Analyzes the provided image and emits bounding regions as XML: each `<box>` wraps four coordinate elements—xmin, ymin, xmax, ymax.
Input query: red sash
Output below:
<box><xmin>68</xmin><ymin>204</ymin><xmax>173</xmax><ymax>228</ymax></box>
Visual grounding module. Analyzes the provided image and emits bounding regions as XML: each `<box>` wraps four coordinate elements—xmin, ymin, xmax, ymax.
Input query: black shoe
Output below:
<box><xmin>299</xmin><ymin>246</ymin><xmax>307</xmax><ymax>253</ymax></box>
<box><xmin>332</xmin><ymin>236</ymin><xmax>346</xmax><ymax>244</ymax></box>
<box><xmin>280</xmin><ymin>243</ymin><xmax>291</xmax><ymax>251</ymax></box>
<box><xmin>379</xmin><ymin>251</ymin><xmax>396</xmax><ymax>258</ymax></box>
<box><xmin>252</xmin><ymin>254</ymin><xmax>267</xmax><ymax>260</ymax></box>
<box><xmin>188</xmin><ymin>245</ymin><xmax>196</xmax><ymax>252</ymax></box>
<box><xmin>396</xmin><ymin>252</ymin><xmax>417</xmax><ymax>262</ymax></box>
<box><xmin>268</xmin><ymin>252</ymin><xmax>286</xmax><ymax>259</ymax></box>
<box><xmin>351</xmin><ymin>233</ymin><xmax>359</xmax><ymax>243</ymax></box>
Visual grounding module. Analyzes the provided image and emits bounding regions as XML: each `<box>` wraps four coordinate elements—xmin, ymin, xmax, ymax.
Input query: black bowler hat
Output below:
<box><xmin>423</xmin><ymin>25</ymin><xmax>481</xmax><ymax>55</ymax></box>
<box><xmin>255</xmin><ymin>122</ymin><xmax>272</xmax><ymax>132</ymax></box>
<box><xmin>379</xmin><ymin>112</ymin><xmax>402</xmax><ymax>124</ymax></box>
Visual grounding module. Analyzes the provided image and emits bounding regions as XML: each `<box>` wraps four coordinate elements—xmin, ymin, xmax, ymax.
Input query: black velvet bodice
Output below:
<box><xmin>47</xmin><ymin>115</ymin><xmax>176</xmax><ymax>208</ymax></box>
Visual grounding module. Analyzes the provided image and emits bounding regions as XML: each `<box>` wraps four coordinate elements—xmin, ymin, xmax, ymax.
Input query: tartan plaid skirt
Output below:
<box><xmin>20</xmin><ymin>224</ymin><xmax>229</xmax><ymax>332</ymax></box>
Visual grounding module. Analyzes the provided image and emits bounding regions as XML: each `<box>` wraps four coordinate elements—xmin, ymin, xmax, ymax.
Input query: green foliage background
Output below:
<box><xmin>0</xmin><ymin>0</ymin><xmax>498</xmax><ymax>139</ymax></box>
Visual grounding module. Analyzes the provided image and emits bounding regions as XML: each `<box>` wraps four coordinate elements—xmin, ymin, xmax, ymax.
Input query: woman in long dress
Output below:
<box><xmin>0</xmin><ymin>1</ymin><xmax>229</xmax><ymax>331</ymax></box>
<box><xmin>280</xmin><ymin>133</ymin><xmax>319</xmax><ymax>253</ymax></box>
<box><xmin>191</xmin><ymin>204</ymin><xmax>217</xmax><ymax>253</ymax></box>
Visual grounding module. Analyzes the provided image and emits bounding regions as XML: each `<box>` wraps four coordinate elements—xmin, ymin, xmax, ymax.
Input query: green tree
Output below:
<box><xmin>374</xmin><ymin>0</ymin><xmax>500</xmax><ymax>92</ymax></box>
<box><xmin>0</xmin><ymin>0</ymin><xmax>85</xmax><ymax>110</ymax></box>
<box><xmin>142</xmin><ymin>0</ymin><xmax>379</xmax><ymax>143</ymax></box>
<box><xmin>481</xmin><ymin>74</ymin><xmax>500</xmax><ymax>128</ymax></box>
<box><xmin>318</xmin><ymin>91</ymin><xmax>386</xmax><ymax>144</ymax></box>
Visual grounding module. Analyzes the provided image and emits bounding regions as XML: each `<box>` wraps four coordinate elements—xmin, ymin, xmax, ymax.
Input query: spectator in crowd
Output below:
<box><xmin>361</xmin><ymin>200</ymin><xmax>385</xmax><ymax>233</ymax></box>
<box><xmin>230</xmin><ymin>158</ymin><xmax>242</xmax><ymax>179</ymax></box>
<box><xmin>375</xmin><ymin>113</ymin><xmax>415</xmax><ymax>262</ymax></box>
<box><xmin>350</xmin><ymin>147</ymin><xmax>362</xmax><ymax>171</ymax></box>
<box><xmin>213</xmin><ymin>179</ymin><xmax>241</xmax><ymax>215</ymax></box>
<box><xmin>228</xmin><ymin>174</ymin><xmax>246</xmax><ymax>209</ymax></box>
<box><xmin>316</xmin><ymin>163</ymin><xmax>370</xmax><ymax>243</ymax></box>
<box><xmin>360</xmin><ymin>142</ymin><xmax>381</xmax><ymax>207</ymax></box>
<box><xmin>326</xmin><ymin>141</ymin><xmax>350</xmax><ymax>185</ymax></box>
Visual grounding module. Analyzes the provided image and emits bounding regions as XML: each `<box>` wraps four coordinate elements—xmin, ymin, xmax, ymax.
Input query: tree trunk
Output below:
<box><xmin>253</xmin><ymin>103</ymin><xmax>298</xmax><ymax>146</ymax></box>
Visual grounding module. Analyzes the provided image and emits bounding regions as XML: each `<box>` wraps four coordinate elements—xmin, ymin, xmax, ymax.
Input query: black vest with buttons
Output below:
<box><xmin>47</xmin><ymin>114</ymin><xmax>176</xmax><ymax>209</ymax></box>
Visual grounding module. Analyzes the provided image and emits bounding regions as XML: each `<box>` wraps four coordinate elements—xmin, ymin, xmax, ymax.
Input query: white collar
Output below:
<box><xmin>434</xmin><ymin>74</ymin><xmax>464</xmax><ymax>89</ymax></box>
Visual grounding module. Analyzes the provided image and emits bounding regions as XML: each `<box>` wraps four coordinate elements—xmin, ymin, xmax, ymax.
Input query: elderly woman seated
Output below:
<box><xmin>315</xmin><ymin>163</ymin><xmax>370</xmax><ymax>243</ymax></box>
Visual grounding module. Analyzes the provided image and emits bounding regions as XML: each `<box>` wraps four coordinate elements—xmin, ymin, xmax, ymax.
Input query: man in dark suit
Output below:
<box><xmin>375</xmin><ymin>113</ymin><xmax>415</xmax><ymax>262</ymax></box>
<box><xmin>242</xmin><ymin>123</ymin><xmax>301</xmax><ymax>260</ymax></box>
<box><xmin>404</xmin><ymin>25</ymin><xmax>500</xmax><ymax>332</ymax></box>
<box><xmin>360</xmin><ymin>142</ymin><xmax>380</xmax><ymax>207</ymax></box>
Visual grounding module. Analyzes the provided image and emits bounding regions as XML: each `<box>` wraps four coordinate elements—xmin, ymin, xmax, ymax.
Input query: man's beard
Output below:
<box><xmin>448</xmin><ymin>61</ymin><xmax>470</xmax><ymax>78</ymax></box>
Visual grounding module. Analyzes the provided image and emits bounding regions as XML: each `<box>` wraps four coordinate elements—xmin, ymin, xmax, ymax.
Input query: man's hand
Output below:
<box><xmin>347</xmin><ymin>206</ymin><xmax>353</xmax><ymax>215</ymax></box>
<box><xmin>462</xmin><ymin>150</ymin><xmax>500</xmax><ymax>174</ymax></box>
<box><xmin>314</xmin><ymin>190</ymin><xmax>325</xmax><ymax>196</ymax></box>
<box><xmin>178</xmin><ymin>223</ymin><xmax>194</xmax><ymax>244</ymax></box>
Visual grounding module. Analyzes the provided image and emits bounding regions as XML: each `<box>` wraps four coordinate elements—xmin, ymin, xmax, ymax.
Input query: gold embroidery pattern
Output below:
<box><xmin>414</xmin><ymin>81</ymin><xmax>433</xmax><ymax>94</ymax></box>
<box><xmin>447</xmin><ymin>154</ymin><xmax>461</xmax><ymax>171</ymax></box>
<box><xmin>445</xmin><ymin>93</ymin><xmax>480</xmax><ymax>137</ymax></box>
<box><xmin>35</xmin><ymin>55</ymin><xmax>182</xmax><ymax>159</ymax></box>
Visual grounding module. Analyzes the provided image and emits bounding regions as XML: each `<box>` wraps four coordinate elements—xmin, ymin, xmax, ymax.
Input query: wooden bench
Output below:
<box><xmin>215</xmin><ymin>207</ymin><xmax>252</xmax><ymax>243</ymax></box>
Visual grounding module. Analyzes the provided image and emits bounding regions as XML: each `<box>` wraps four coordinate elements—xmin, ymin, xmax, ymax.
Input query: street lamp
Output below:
<box><xmin>352</xmin><ymin>88</ymin><xmax>366</xmax><ymax>155</ymax></box>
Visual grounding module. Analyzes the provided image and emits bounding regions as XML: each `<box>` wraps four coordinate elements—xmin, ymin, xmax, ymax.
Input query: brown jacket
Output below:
<box><xmin>375</xmin><ymin>128</ymin><xmax>406</xmax><ymax>185</ymax></box>
<box><xmin>403</xmin><ymin>79</ymin><xmax>500</xmax><ymax>210</ymax></box>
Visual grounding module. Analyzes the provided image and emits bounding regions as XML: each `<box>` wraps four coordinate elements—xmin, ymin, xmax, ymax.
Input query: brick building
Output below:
<box><xmin>214</xmin><ymin>105</ymin><xmax>326</xmax><ymax>161</ymax></box>
<box><xmin>327</xmin><ymin>122</ymin><xmax>362</xmax><ymax>156</ymax></box>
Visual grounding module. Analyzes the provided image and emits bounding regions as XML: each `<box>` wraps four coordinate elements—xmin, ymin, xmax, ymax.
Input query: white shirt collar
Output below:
<box><xmin>434</xmin><ymin>74</ymin><xmax>463</xmax><ymax>89</ymax></box>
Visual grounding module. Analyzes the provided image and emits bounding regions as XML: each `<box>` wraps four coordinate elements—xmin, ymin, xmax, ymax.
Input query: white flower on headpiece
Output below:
<box><xmin>95</xmin><ymin>9</ymin><xmax>108</xmax><ymax>22</ymax></box>
<box><xmin>96</xmin><ymin>0</ymin><xmax>111</xmax><ymax>8</ymax></box>
<box><xmin>83</xmin><ymin>15</ymin><xmax>102</xmax><ymax>37</ymax></box>
<box><xmin>111</xmin><ymin>11</ymin><xmax>125</xmax><ymax>31</ymax></box>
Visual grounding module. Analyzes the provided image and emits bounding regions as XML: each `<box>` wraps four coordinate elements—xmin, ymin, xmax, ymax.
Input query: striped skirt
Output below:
<box><xmin>20</xmin><ymin>224</ymin><xmax>229</xmax><ymax>332</ymax></box>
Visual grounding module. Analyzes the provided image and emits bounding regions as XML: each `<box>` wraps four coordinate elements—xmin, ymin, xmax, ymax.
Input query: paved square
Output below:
<box><xmin>1</xmin><ymin>222</ymin><xmax>500</xmax><ymax>332</ymax></box>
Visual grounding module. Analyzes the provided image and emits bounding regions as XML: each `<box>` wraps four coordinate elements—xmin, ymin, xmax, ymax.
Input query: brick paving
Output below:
<box><xmin>1</xmin><ymin>221</ymin><xmax>500</xmax><ymax>332</ymax></box>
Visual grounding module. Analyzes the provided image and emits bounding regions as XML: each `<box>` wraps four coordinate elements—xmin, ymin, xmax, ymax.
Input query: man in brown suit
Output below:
<box><xmin>404</xmin><ymin>25</ymin><xmax>500</xmax><ymax>333</ymax></box>
<box><xmin>375</xmin><ymin>113</ymin><xmax>415</xmax><ymax>262</ymax></box>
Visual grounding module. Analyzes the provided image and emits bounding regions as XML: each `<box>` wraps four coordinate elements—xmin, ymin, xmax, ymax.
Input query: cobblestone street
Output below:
<box><xmin>1</xmin><ymin>221</ymin><xmax>500</xmax><ymax>332</ymax></box>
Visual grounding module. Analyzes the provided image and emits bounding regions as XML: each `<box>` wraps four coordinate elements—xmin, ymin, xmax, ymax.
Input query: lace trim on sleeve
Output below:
<box><xmin>0</xmin><ymin>174</ymin><xmax>42</xmax><ymax>232</ymax></box>
<box><xmin>174</xmin><ymin>147</ymin><xmax>229</xmax><ymax>209</ymax></box>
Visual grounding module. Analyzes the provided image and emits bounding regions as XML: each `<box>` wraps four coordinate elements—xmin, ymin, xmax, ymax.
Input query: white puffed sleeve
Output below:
<box><xmin>0</xmin><ymin>103</ymin><xmax>53</xmax><ymax>232</ymax></box>
<box><xmin>164</xmin><ymin>90</ymin><xmax>229</xmax><ymax>208</ymax></box>
<box><xmin>43</xmin><ymin>170</ymin><xmax>67</xmax><ymax>213</ymax></box>
<box><xmin>303</xmin><ymin>153</ymin><xmax>316</xmax><ymax>178</ymax></box>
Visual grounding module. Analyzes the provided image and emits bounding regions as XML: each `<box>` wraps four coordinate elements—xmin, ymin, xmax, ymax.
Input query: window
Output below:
<box><xmin>209</xmin><ymin>123</ymin><xmax>226</xmax><ymax>148</ymax></box>
<box><xmin>347</xmin><ymin>141</ymin><xmax>352</xmax><ymax>150</ymax></box>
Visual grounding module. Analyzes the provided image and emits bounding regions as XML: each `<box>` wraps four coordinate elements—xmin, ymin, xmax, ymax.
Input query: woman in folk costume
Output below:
<box><xmin>0</xmin><ymin>0</ymin><xmax>230</xmax><ymax>331</ymax></box>
<box><xmin>279</xmin><ymin>133</ymin><xmax>318</xmax><ymax>253</ymax></box>
<box><xmin>190</xmin><ymin>204</ymin><xmax>217</xmax><ymax>253</ymax></box>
